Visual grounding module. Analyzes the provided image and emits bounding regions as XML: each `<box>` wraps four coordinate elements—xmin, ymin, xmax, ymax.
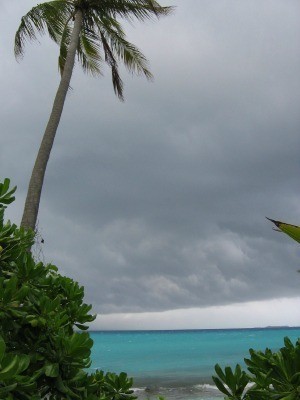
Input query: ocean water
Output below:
<box><xmin>89</xmin><ymin>327</ymin><xmax>300</xmax><ymax>400</ymax></box>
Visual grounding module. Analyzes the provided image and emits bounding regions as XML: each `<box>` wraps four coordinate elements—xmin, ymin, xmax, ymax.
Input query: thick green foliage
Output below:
<box><xmin>213</xmin><ymin>364</ymin><xmax>249</xmax><ymax>399</ymax></box>
<box><xmin>213</xmin><ymin>217</ymin><xmax>300</xmax><ymax>399</ymax></box>
<box><xmin>212</xmin><ymin>337</ymin><xmax>300</xmax><ymax>400</ymax></box>
<box><xmin>0</xmin><ymin>179</ymin><xmax>136</xmax><ymax>399</ymax></box>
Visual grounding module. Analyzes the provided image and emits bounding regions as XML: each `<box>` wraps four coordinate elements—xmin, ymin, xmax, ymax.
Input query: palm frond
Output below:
<box><xmin>15</xmin><ymin>0</ymin><xmax>73</xmax><ymax>60</ymax></box>
<box><xmin>100</xmin><ymin>31</ymin><xmax>124</xmax><ymax>100</ymax></box>
<box><xmin>89</xmin><ymin>0</ymin><xmax>174</xmax><ymax>22</ymax></box>
<box><xmin>95</xmin><ymin>14</ymin><xmax>152</xmax><ymax>79</ymax></box>
<box><xmin>58</xmin><ymin>17</ymin><xmax>72</xmax><ymax>75</ymax></box>
<box><xmin>77</xmin><ymin>28</ymin><xmax>103</xmax><ymax>76</ymax></box>
<box><xmin>16</xmin><ymin>0</ymin><xmax>173</xmax><ymax>100</ymax></box>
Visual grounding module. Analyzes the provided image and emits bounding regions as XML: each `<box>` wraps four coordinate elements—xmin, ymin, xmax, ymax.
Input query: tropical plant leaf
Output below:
<box><xmin>0</xmin><ymin>178</ymin><xmax>16</xmax><ymax>206</ymax></box>
<box><xmin>267</xmin><ymin>218</ymin><xmax>300</xmax><ymax>244</ymax></box>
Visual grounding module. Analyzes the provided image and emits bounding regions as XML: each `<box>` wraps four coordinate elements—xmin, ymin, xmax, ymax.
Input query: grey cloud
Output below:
<box><xmin>2</xmin><ymin>1</ymin><xmax>300</xmax><ymax>317</ymax></box>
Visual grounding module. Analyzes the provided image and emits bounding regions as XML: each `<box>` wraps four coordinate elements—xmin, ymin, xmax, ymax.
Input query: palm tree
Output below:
<box><xmin>15</xmin><ymin>0</ymin><xmax>172</xmax><ymax>231</ymax></box>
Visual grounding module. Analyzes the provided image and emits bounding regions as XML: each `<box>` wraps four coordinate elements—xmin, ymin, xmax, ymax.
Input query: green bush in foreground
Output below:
<box><xmin>213</xmin><ymin>217</ymin><xmax>300</xmax><ymax>400</ymax></box>
<box><xmin>213</xmin><ymin>336</ymin><xmax>300</xmax><ymax>400</ymax></box>
<box><xmin>0</xmin><ymin>178</ymin><xmax>136</xmax><ymax>399</ymax></box>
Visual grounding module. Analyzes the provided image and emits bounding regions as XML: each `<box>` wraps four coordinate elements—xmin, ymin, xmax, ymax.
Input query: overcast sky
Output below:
<box><xmin>1</xmin><ymin>0</ymin><xmax>300</xmax><ymax>329</ymax></box>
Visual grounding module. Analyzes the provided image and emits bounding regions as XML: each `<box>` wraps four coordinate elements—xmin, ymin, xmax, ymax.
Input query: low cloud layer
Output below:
<box><xmin>2</xmin><ymin>1</ymin><xmax>300</xmax><ymax>324</ymax></box>
<box><xmin>90</xmin><ymin>297</ymin><xmax>300</xmax><ymax>330</ymax></box>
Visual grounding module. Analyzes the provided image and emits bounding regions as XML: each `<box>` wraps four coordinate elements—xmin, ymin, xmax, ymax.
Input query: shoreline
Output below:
<box><xmin>132</xmin><ymin>383</ymin><xmax>223</xmax><ymax>400</ymax></box>
<box><xmin>132</xmin><ymin>374</ymin><xmax>216</xmax><ymax>388</ymax></box>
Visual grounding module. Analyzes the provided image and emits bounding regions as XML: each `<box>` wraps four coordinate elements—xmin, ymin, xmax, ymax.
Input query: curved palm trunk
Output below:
<box><xmin>21</xmin><ymin>10</ymin><xmax>83</xmax><ymax>231</ymax></box>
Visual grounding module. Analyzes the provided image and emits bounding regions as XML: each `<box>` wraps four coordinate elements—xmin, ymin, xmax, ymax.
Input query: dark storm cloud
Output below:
<box><xmin>2</xmin><ymin>1</ymin><xmax>300</xmax><ymax>315</ymax></box>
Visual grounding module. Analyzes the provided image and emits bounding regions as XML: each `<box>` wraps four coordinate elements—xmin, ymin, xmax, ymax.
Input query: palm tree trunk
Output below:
<box><xmin>21</xmin><ymin>9</ymin><xmax>83</xmax><ymax>231</ymax></box>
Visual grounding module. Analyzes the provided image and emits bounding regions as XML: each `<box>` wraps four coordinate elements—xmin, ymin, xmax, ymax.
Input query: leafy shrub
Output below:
<box><xmin>212</xmin><ymin>337</ymin><xmax>300</xmax><ymax>400</ymax></box>
<box><xmin>213</xmin><ymin>217</ymin><xmax>300</xmax><ymax>400</ymax></box>
<box><xmin>0</xmin><ymin>178</ymin><xmax>136</xmax><ymax>399</ymax></box>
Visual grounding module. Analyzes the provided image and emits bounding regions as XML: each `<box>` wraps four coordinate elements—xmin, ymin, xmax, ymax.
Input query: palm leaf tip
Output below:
<box><xmin>267</xmin><ymin>217</ymin><xmax>300</xmax><ymax>244</ymax></box>
<box><xmin>14</xmin><ymin>18</ymin><xmax>29</xmax><ymax>60</ymax></box>
<box><xmin>14</xmin><ymin>8</ymin><xmax>44</xmax><ymax>60</ymax></box>
<box><xmin>147</xmin><ymin>1</ymin><xmax>175</xmax><ymax>17</ymax></box>
<box><xmin>115</xmin><ymin>2</ymin><xmax>175</xmax><ymax>23</ymax></box>
<box><xmin>149</xmin><ymin>4</ymin><xmax>175</xmax><ymax>19</ymax></box>
<box><xmin>266</xmin><ymin>217</ymin><xmax>281</xmax><ymax>228</ymax></box>
<box><xmin>14</xmin><ymin>2</ymin><xmax>68</xmax><ymax>61</ymax></box>
<box><xmin>160</xmin><ymin>5</ymin><xmax>176</xmax><ymax>17</ymax></box>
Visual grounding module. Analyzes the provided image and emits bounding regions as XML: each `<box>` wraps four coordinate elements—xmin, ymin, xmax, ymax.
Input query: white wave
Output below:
<box><xmin>132</xmin><ymin>387</ymin><xmax>147</xmax><ymax>392</ymax></box>
<box><xmin>194</xmin><ymin>383</ymin><xmax>219</xmax><ymax>391</ymax></box>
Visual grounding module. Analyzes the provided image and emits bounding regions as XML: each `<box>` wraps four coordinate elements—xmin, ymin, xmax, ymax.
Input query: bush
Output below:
<box><xmin>212</xmin><ymin>336</ymin><xmax>300</xmax><ymax>400</ymax></box>
<box><xmin>0</xmin><ymin>178</ymin><xmax>136</xmax><ymax>399</ymax></box>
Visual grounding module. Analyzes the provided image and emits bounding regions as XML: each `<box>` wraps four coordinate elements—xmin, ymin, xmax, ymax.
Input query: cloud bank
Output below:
<box><xmin>2</xmin><ymin>1</ymin><xmax>300</xmax><ymax>327</ymax></box>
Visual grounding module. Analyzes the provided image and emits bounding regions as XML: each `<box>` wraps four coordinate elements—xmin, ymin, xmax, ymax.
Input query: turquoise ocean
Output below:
<box><xmin>89</xmin><ymin>327</ymin><xmax>300</xmax><ymax>400</ymax></box>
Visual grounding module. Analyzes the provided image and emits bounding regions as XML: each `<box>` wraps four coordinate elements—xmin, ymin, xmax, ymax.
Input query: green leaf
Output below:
<box><xmin>45</xmin><ymin>363</ymin><xmax>59</xmax><ymax>377</ymax></box>
<box><xmin>267</xmin><ymin>218</ymin><xmax>300</xmax><ymax>244</ymax></box>
<box><xmin>55</xmin><ymin>374</ymin><xmax>69</xmax><ymax>394</ymax></box>
<box><xmin>0</xmin><ymin>383</ymin><xmax>18</xmax><ymax>395</ymax></box>
<box><xmin>212</xmin><ymin>376</ymin><xmax>231</xmax><ymax>397</ymax></box>
<box><xmin>0</xmin><ymin>179</ymin><xmax>16</xmax><ymax>206</ymax></box>
<box><xmin>225</xmin><ymin>366</ymin><xmax>236</xmax><ymax>391</ymax></box>
<box><xmin>214</xmin><ymin>363</ymin><xmax>226</xmax><ymax>382</ymax></box>
<box><xmin>0</xmin><ymin>355</ymin><xmax>20</xmax><ymax>380</ymax></box>
<box><xmin>15</xmin><ymin>354</ymin><xmax>30</xmax><ymax>374</ymax></box>
<box><xmin>74</xmin><ymin>323</ymin><xmax>89</xmax><ymax>330</ymax></box>
<box><xmin>0</xmin><ymin>335</ymin><xmax>6</xmax><ymax>363</ymax></box>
